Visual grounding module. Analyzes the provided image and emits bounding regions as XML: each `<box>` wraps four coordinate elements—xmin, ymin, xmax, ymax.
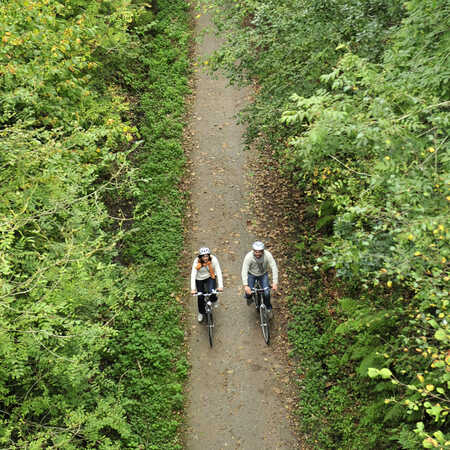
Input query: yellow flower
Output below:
<box><xmin>387</xmin><ymin>281</ymin><xmax>392</xmax><ymax>288</ymax></box>
<box><xmin>417</xmin><ymin>374</ymin><xmax>424</xmax><ymax>383</ymax></box>
<box><xmin>428</xmin><ymin>147</ymin><xmax>435</xmax><ymax>153</ymax></box>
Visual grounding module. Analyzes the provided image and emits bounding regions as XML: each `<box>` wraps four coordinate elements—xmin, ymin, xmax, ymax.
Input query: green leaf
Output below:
<box><xmin>379</xmin><ymin>368</ymin><xmax>393</xmax><ymax>379</ymax></box>
<box><xmin>434</xmin><ymin>329</ymin><xmax>448</xmax><ymax>341</ymax></box>
<box><xmin>415</xmin><ymin>421</ymin><xmax>424</xmax><ymax>432</ymax></box>
<box><xmin>368</xmin><ymin>368</ymin><xmax>380</xmax><ymax>378</ymax></box>
<box><xmin>433</xmin><ymin>431</ymin><xmax>444</xmax><ymax>443</ymax></box>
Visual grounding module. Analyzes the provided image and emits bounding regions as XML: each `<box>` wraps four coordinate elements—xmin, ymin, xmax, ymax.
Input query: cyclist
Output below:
<box><xmin>191</xmin><ymin>247</ymin><xmax>223</xmax><ymax>322</ymax></box>
<box><xmin>242</xmin><ymin>241</ymin><xmax>278</xmax><ymax>318</ymax></box>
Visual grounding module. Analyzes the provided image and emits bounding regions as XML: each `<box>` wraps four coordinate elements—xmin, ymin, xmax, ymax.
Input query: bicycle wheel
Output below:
<box><xmin>207</xmin><ymin>310</ymin><xmax>214</xmax><ymax>347</ymax></box>
<box><xmin>260</xmin><ymin>305</ymin><xmax>270</xmax><ymax>345</ymax></box>
<box><xmin>255</xmin><ymin>292</ymin><xmax>261</xmax><ymax>311</ymax></box>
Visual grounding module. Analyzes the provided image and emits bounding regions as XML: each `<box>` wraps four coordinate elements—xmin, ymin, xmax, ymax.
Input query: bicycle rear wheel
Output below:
<box><xmin>260</xmin><ymin>305</ymin><xmax>270</xmax><ymax>345</ymax></box>
<box><xmin>207</xmin><ymin>310</ymin><xmax>214</xmax><ymax>347</ymax></box>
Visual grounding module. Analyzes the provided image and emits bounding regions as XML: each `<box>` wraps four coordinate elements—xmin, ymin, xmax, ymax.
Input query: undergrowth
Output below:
<box><xmin>0</xmin><ymin>0</ymin><xmax>190</xmax><ymax>447</ymax></box>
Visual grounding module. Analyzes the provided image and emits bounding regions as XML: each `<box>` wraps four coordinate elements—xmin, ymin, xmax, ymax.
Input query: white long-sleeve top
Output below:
<box><xmin>190</xmin><ymin>255</ymin><xmax>223</xmax><ymax>291</ymax></box>
<box><xmin>241</xmin><ymin>250</ymin><xmax>278</xmax><ymax>285</ymax></box>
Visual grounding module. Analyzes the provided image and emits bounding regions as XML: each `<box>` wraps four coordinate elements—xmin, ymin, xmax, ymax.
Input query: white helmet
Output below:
<box><xmin>252</xmin><ymin>241</ymin><xmax>264</xmax><ymax>251</ymax></box>
<box><xmin>199</xmin><ymin>247</ymin><xmax>210</xmax><ymax>255</ymax></box>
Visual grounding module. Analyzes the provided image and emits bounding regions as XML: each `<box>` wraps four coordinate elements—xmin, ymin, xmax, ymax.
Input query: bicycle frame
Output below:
<box><xmin>251</xmin><ymin>281</ymin><xmax>270</xmax><ymax>345</ymax></box>
<box><xmin>193</xmin><ymin>290</ymin><xmax>220</xmax><ymax>347</ymax></box>
<box><xmin>251</xmin><ymin>280</ymin><xmax>269</xmax><ymax>307</ymax></box>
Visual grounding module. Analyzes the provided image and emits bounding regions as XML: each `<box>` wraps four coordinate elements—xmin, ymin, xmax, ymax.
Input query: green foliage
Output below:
<box><xmin>206</xmin><ymin>0</ymin><xmax>403</xmax><ymax>149</ymax></box>
<box><xmin>209</xmin><ymin>0</ymin><xmax>449</xmax><ymax>447</ymax></box>
<box><xmin>281</xmin><ymin>1</ymin><xmax>449</xmax><ymax>444</ymax></box>
<box><xmin>0</xmin><ymin>0</ymin><xmax>190</xmax><ymax>447</ymax></box>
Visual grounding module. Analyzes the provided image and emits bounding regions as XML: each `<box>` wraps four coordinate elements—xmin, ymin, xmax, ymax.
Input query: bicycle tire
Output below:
<box><xmin>207</xmin><ymin>310</ymin><xmax>214</xmax><ymax>347</ymax></box>
<box><xmin>255</xmin><ymin>292</ymin><xmax>261</xmax><ymax>311</ymax></box>
<box><xmin>260</xmin><ymin>305</ymin><xmax>270</xmax><ymax>345</ymax></box>
<box><xmin>254</xmin><ymin>281</ymin><xmax>261</xmax><ymax>308</ymax></box>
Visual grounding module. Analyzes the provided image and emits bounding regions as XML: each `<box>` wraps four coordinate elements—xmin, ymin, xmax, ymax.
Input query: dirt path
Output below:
<box><xmin>183</xmin><ymin>8</ymin><xmax>301</xmax><ymax>450</ymax></box>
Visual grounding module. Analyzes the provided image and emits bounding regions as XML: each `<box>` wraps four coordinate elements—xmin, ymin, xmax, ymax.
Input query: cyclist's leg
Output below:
<box><xmin>260</xmin><ymin>273</ymin><xmax>272</xmax><ymax>310</ymax></box>
<box><xmin>208</xmin><ymin>277</ymin><xmax>217</xmax><ymax>302</ymax></box>
<box><xmin>196</xmin><ymin>279</ymin><xmax>207</xmax><ymax>314</ymax></box>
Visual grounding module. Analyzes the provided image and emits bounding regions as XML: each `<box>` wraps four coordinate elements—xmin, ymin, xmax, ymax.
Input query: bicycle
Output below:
<box><xmin>193</xmin><ymin>290</ymin><xmax>220</xmax><ymax>347</ymax></box>
<box><xmin>250</xmin><ymin>280</ymin><xmax>271</xmax><ymax>345</ymax></box>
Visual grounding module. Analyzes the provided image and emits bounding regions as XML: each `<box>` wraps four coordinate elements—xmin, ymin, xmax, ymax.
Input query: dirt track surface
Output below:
<box><xmin>183</xmin><ymin>8</ymin><xmax>302</xmax><ymax>450</ymax></box>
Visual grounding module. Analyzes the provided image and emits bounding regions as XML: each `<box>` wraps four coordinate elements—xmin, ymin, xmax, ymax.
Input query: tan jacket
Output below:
<box><xmin>241</xmin><ymin>250</ymin><xmax>278</xmax><ymax>285</ymax></box>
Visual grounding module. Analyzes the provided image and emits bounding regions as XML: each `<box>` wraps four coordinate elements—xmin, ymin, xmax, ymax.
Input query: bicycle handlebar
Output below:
<box><xmin>251</xmin><ymin>286</ymin><xmax>270</xmax><ymax>293</ymax></box>
<box><xmin>192</xmin><ymin>290</ymin><xmax>221</xmax><ymax>297</ymax></box>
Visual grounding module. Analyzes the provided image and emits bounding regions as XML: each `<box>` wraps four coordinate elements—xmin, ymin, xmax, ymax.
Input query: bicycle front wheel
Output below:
<box><xmin>255</xmin><ymin>292</ymin><xmax>261</xmax><ymax>311</ymax></box>
<box><xmin>260</xmin><ymin>306</ymin><xmax>270</xmax><ymax>345</ymax></box>
<box><xmin>207</xmin><ymin>311</ymin><xmax>214</xmax><ymax>347</ymax></box>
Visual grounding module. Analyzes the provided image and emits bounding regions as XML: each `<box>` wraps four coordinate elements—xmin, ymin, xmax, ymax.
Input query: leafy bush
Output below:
<box><xmin>0</xmin><ymin>0</ymin><xmax>190</xmax><ymax>447</ymax></box>
<box><xmin>208</xmin><ymin>0</ymin><xmax>403</xmax><ymax>149</ymax></box>
<box><xmin>281</xmin><ymin>2</ymin><xmax>449</xmax><ymax>444</ymax></box>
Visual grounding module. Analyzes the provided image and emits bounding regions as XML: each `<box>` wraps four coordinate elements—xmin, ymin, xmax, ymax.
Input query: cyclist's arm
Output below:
<box><xmin>212</xmin><ymin>256</ymin><xmax>223</xmax><ymax>290</ymax></box>
<box><xmin>190</xmin><ymin>258</ymin><xmax>198</xmax><ymax>292</ymax></box>
<box><xmin>241</xmin><ymin>252</ymin><xmax>251</xmax><ymax>286</ymax></box>
<box><xmin>266</xmin><ymin>251</ymin><xmax>278</xmax><ymax>285</ymax></box>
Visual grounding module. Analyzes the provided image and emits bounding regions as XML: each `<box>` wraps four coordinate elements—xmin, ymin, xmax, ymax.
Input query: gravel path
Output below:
<box><xmin>183</xmin><ymin>8</ymin><xmax>302</xmax><ymax>450</ymax></box>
